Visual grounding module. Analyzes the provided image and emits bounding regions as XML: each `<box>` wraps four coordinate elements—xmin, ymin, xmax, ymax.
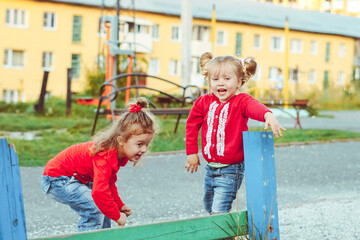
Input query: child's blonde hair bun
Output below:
<box><xmin>241</xmin><ymin>57</ymin><xmax>257</xmax><ymax>81</ymax></box>
<box><xmin>200</xmin><ymin>52</ymin><xmax>213</xmax><ymax>80</ymax></box>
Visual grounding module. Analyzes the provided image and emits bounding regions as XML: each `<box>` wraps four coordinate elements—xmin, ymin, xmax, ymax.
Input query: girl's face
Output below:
<box><xmin>118</xmin><ymin>133</ymin><xmax>154</xmax><ymax>165</ymax></box>
<box><xmin>210</xmin><ymin>63</ymin><xmax>241</xmax><ymax>103</ymax></box>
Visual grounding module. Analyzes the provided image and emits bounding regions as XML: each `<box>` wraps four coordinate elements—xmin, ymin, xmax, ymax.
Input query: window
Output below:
<box><xmin>269</xmin><ymin>67</ymin><xmax>278</xmax><ymax>82</ymax></box>
<box><xmin>290</xmin><ymin>39</ymin><xmax>302</xmax><ymax>53</ymax></box>
<box><xmin>337</xmin><ymin>71</ymin><xmax>344</xmax><ymax>85</ymax></box>
<box><xmin>42</xmin><ymin>52</ymin><xmax>54</xmax><ymax>70</ymax></box>
<box><xmin>148</xmin><ymin>58</ymin><xmax>159</xmax><ymax>75</ymax></box>
<box><xmin>253</xmin><ymin>34</ymin><xmax>262</xmax><ymax>50</ymax></box>
<box><xmin>97</xmin><ymin>54</ymin><xmax>105</xmax><ymax>71</ymax></box>
<box><xmin>253</xmin><ymin>65</ymin><xmax>262</xmax><ymax>81</ymax></box>
<box><xmin>43</xmin><ymin>12</ymin><xmax>56</xmax><ymax>30</ymax></box>
<box><xmin>348</xmin><ymin>0</ymin><xmax>360</xmax><ymax>13</ymax></box>
<box><xmin>308</xmin><ymin>70</ymin><xmax>316</xmax><ymax>84</ymax></box>
<box><xmin>325</xmin><ymin>42</ymin><xmax>331</xmax><ymax>62</ymax></box>
<box><xmin>324</xmin><ymin>71</ymin><xmax>329</xmax><ymax>89</ymax></box>
<box><xmin>355</xmin><ymin>67</ymin><xmax>360</xmax><ymax>79</ymax></box>
<box><xmin>5</xmin><ymin>8</ymin><xmax>28</xmax><ymax>28</ymax></box>
<box><xmin>72</xmin><ymin>16</ymin><xmax>82</xmax><ymax>42</ymax></box>
<box><xmin>235</xmin><ymin>33</ymin><xmax>242</xmax><ymax>56</ymax></box>
<box><xmin>152</xmin><ymin>24</ymin><xmax>160</xmax><ymax>41</ymax></box>
<box><xmin>4</xmin><ymin>49</ymin><xmax>25</xmax><ymax>68</ymax></box>
<box><xmin>136</xmin><ymin>24</ymin><xmax>149</xmax><ymax>34</ymax></box>
<box><xmin>169</xmin><ymin>59</ymin><xmax>178</xmax><ymax>76</ymax></box>
<box><xmin>193</xmin><ymin>25</ymin><xmax>210</xmax><ymax>41</ymax></box>
<box><xmin>310</xmin><ymin>41</ymin><xmax>318</xmax><ymax>55</ymax></box>
<box><xmin>339</xmin><ymin>44</ymin><xmax>346</xmax><ymax>58</ymax></box>
<box><xmin>289</xmin><ymin>68</ymin><xmax>299</xmax><ymax>82</ymax></box>
<box><xmin>217</xmin><ymin>30</ymin><xmax>227</xmax><ymax>46</ymax></box>
<box><xmin>71</xmin><ymin>54</ymin><xmax>81</xmax><ymax>78</ymax></box>
<box><xmin>98</xmin><ymin>18</ymin><xmax>106</xmax><ymax>36</ymax></box>
<box><xmin>2</xmin><ymin>89</ymin><xmax>20</xmax><ymax>103</ymax></box>
<box><xmin>171</xmin><ymin>26</ymin><xmax>180</xmax><ymax>41</ymax></box>
<box><xmin>270</xmin><ymin>36</ymin><xmax>284</xmax><ymax>52</ymax></box>
<box><xmin>191</xmin><ymin>57</ymin><xmax>201</xmax><ymax>74</ymax></box>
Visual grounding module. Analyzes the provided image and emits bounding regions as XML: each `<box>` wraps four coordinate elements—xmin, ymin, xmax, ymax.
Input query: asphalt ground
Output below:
<box><xmin>20</xmin><ymin>110</ymin><xmax>360</xmax><ymax>239</ymax></box>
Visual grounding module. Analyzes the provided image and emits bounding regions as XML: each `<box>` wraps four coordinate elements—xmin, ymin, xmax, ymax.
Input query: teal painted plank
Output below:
<box><xmin>0</xmin><ymin>138</ymin><xmax>27</xmax><ymax>240</ymax></box>
<box><xmin>243</xmin><ymin>131</ymin><xmax>280</xmax><ymax>240</ymax></box>
<box><xmin>32</xmin><ymin>211</ymin><xmax>248</xmax><ymax>240</ymax></box>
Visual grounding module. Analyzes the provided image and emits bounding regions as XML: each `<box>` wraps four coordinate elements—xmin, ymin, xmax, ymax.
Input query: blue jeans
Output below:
<box><xmin>203</xmin><ymin>163</ymin><xmax>244</xmax><ymax>214</ymax></box>
<box><xmin>41</xmin><ymin>175</ymin><xmax>111</xmax><ymax>232</ymax></box>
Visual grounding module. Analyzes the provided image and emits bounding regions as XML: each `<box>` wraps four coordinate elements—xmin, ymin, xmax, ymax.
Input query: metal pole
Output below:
<box><xmin>211</xmin><ymin>4</ymin><xmax>216</xmax><ymax>55</ymax></box>
<box><xmin>180</xmin><ymin>0</ymin><xmax>192</xmax><ymax>88</ymax></box>
<box><xmin>284</xmin><ymin>16</ymin><xmax>289</xmax><ymax>108</ymax></box>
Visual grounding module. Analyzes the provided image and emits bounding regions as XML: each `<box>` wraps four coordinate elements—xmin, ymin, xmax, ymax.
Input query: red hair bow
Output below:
<box><xmin>129</xmin><ymin>104</ymin><xmax>142</xmax><ymax>113</ymax></box>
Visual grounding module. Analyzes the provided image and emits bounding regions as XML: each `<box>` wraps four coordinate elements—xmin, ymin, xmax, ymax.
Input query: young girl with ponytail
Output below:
<box><xmin>41</xmin><ymin>97</ymin><xmax>158</xmax><ymax>231</ymax></box>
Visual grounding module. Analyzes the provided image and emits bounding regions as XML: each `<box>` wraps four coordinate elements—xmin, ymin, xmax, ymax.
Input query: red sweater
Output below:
<box><xmin>186</xmin><ymin>93</ymin><xmax>271</xmax><ymax>164</ymax></box>
<box><xmin>43</xmin><ymin>141</ymin><xmax>128</xmax><ymax>221</ymax></box>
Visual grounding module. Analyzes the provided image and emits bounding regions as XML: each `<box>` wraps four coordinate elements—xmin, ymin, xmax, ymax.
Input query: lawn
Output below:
<box><xmin>1</xmin><ymin>113</ymin><xmax>360</xmax><ymax>166</ymax></box>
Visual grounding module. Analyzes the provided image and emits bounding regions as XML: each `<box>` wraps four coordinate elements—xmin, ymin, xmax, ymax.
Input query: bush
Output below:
<box><xmin>0</xmin><ymin>101</ymin><xmax>33</xmax><ymax>113</ymax></box>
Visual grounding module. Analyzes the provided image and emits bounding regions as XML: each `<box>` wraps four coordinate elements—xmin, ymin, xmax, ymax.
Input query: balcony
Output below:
<box><xmin>191</xmin><ymin>40</ymin><xmax>212</xmax><ymax>56</ymax></box>
<box><xmin>119</xmin><ymin>33</ymin><xmax>153</xmax><ymax>54</ymax></box>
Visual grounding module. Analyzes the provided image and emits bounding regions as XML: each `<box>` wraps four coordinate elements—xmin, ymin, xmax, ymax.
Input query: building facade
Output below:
<box><xmin>257</xmin><ymin>0</ymin><xmax>360</xmax><ymax>17</ymax></box>
<box><xmin>1</xmin><ymin>0</ymin><xmax>360</xmax><ymax>103</ymax></box>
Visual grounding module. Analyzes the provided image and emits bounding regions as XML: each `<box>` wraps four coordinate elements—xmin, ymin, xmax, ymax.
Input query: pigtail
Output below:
<box><xmin>200</xmin><ymin>52</ymin><xmax>213</xmax><ymax>82</ymax></box>
<box><xmin>128</xmin><ymin>97</ymin><xmax>149</xmax><ymax>110</ymax></box>
<box><xmin>241</xmin><ymin>57</ymin><xmax>257</xmax><ymax>81</ymax></box>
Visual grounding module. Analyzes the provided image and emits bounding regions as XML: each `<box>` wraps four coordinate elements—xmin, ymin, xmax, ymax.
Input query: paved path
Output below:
<box><xmin>20</xmin><ymin>110</ymin><xmax>360</xmax><ymax>239</ymax></box>
<box><xmin>249</xmin><ymin>110</ymin><xmax>360</xmax><ymax>132</ymax></box>
<box><xmin>23</xmin><ymin>141</ymin><xmax>360</xmax><ymax>239</ymax></box>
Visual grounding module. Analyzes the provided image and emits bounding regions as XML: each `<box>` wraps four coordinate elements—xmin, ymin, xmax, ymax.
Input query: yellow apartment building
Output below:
<box><xmin>257</xmin><ymin>0</ymin><xmax>360</xmax><ymax>17</ymax></box>
<box><xmin>1</xmin><ymin>0</ymin><xmax>360</xmax><ymax>103</ymax></box>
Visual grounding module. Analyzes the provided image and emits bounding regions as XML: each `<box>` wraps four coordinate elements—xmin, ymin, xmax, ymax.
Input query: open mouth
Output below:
<box><xmin>218</xmin><ymin>89</ymin><xmax>227</xmax><ymax>95</ymax></box>
<box><xmin>135</xmin><ymin>153</ymin><xmax>142</xmax><ymax>160</ymax></box>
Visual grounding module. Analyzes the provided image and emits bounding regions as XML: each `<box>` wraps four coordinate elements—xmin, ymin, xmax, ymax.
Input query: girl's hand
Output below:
<box><xmin>121</xmin><ymin>205</ymin><xmax>132</xmax><ymax>217</ymax></box>
<box><xmin>116</xmin><ymin>212</ymin><xmax>127</xmax><ymax>226</ymax></box>
<box><xmin>264</xmin><ymin>112</ymin><xmax>286</xmax><ymax>138</ymax></box>
<box><xmin>185</xmin><ymin>154</ymin><xmax>201</xmax><ymax>173</ymax></box>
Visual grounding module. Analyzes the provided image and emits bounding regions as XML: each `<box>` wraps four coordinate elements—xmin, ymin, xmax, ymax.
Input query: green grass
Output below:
<box><xmin>1</xmin><ymin>113</ymin><xmax>360</xmax><ymax>167</ymax></box>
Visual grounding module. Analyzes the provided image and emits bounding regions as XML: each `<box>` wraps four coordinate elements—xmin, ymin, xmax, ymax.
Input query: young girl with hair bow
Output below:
<box><xmin>41</xmin><ymin>97</ymin><xmax>158</xmax><ymax>231</ymax></box>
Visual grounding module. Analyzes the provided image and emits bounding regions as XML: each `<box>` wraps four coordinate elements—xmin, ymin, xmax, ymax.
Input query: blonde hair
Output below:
<box><xmin>200</xmin><ymin>52</ymin><xmax>257</xmax><ymax>93</ymax></box>
<box><xmin>90</xmin><ymin>97</ymin><xmax>159</xmax><ymax>155</ymax></box>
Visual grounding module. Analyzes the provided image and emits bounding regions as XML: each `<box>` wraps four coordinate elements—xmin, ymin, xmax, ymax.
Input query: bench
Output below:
<box><xmin>91</xmin><ymin>73</ymin><xmax>201</xmax><ymax>135</ymax></box>
<box><xmin>261</xmin><ymin>99</ymin><xmax>309</xmax><ymax>129</ymax></box>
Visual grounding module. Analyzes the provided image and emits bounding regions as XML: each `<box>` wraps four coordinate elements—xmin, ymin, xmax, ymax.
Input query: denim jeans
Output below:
<box><xmin>41</xmin><ymin>175</ymin><xmax>111</xmax><ymax>232</ymax></box>
<box><xmin>203</xmin><ymin>162</ymin><xmax>244</xmax><ymax>214</ymax></box>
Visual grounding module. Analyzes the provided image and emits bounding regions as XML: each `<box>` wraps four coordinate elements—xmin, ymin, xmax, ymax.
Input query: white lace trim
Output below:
<box><xmin>216</xmin><ymin>102</ymin><xmax>229</xmax><ymax>156</ymax></box>
<box><xmin>204</xmin><ymin>101</ymin><xmax>218</xmax><ymax>159</ymax></box>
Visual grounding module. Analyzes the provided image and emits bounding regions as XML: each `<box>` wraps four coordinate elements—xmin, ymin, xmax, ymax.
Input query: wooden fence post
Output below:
<box><xmin>66</xmin><ymin>68</ymin><xmax>72</xmax><ymax>117</ymax></box>
<box><xmin>243</xmin><ymin>131</ymin><xmax>280</xmax><ymax>240</ymax></box>
<box><xmin>34</xmin><ymin>71</ymin><xmax>49</xmax><ymax>113</ymax></box>
<box><xmin>0</xmin><ymin>138</ymin><xmax>27</xmax><ymax>240</ymax></box>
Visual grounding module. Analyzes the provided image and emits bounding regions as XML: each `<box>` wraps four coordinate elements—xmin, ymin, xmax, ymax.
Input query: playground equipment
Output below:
<box><xmin>1</xmin><ymin>131</ymin><xmax>280</xmax><ymax>239</ymax></box>
<box><xmin>248</xmin><ymin>87</ymin><xmax>310</xmax><ymax>129</ymax></box>
<box><xmin>91</xmin><ymin>73</ymin><xmax>202</xmax><ymax>135</ymax></box>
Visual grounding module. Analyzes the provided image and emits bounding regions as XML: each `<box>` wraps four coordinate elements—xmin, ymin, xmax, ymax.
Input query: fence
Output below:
<box><xmin>0</xmin><ymin>131</ymin><xmax>280</xmax><ymax>240</ymax></box>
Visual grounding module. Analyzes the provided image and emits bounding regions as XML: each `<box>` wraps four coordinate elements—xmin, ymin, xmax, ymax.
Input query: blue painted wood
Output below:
<box><xmin>243</xmin><ymin>131</ymin><xmax>280</xmax><ymax>240</ymax></box>
<box><xmin>0</xmin><ymin>138</ymin><xmax>27</xmax><ymax>240</ymax></box>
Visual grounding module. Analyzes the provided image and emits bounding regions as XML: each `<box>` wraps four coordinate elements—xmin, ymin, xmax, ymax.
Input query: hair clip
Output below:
<box><xmin>129</xmin><ymin>104</ymin><xmax>142</xmax><ymax>113</ymax></box>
